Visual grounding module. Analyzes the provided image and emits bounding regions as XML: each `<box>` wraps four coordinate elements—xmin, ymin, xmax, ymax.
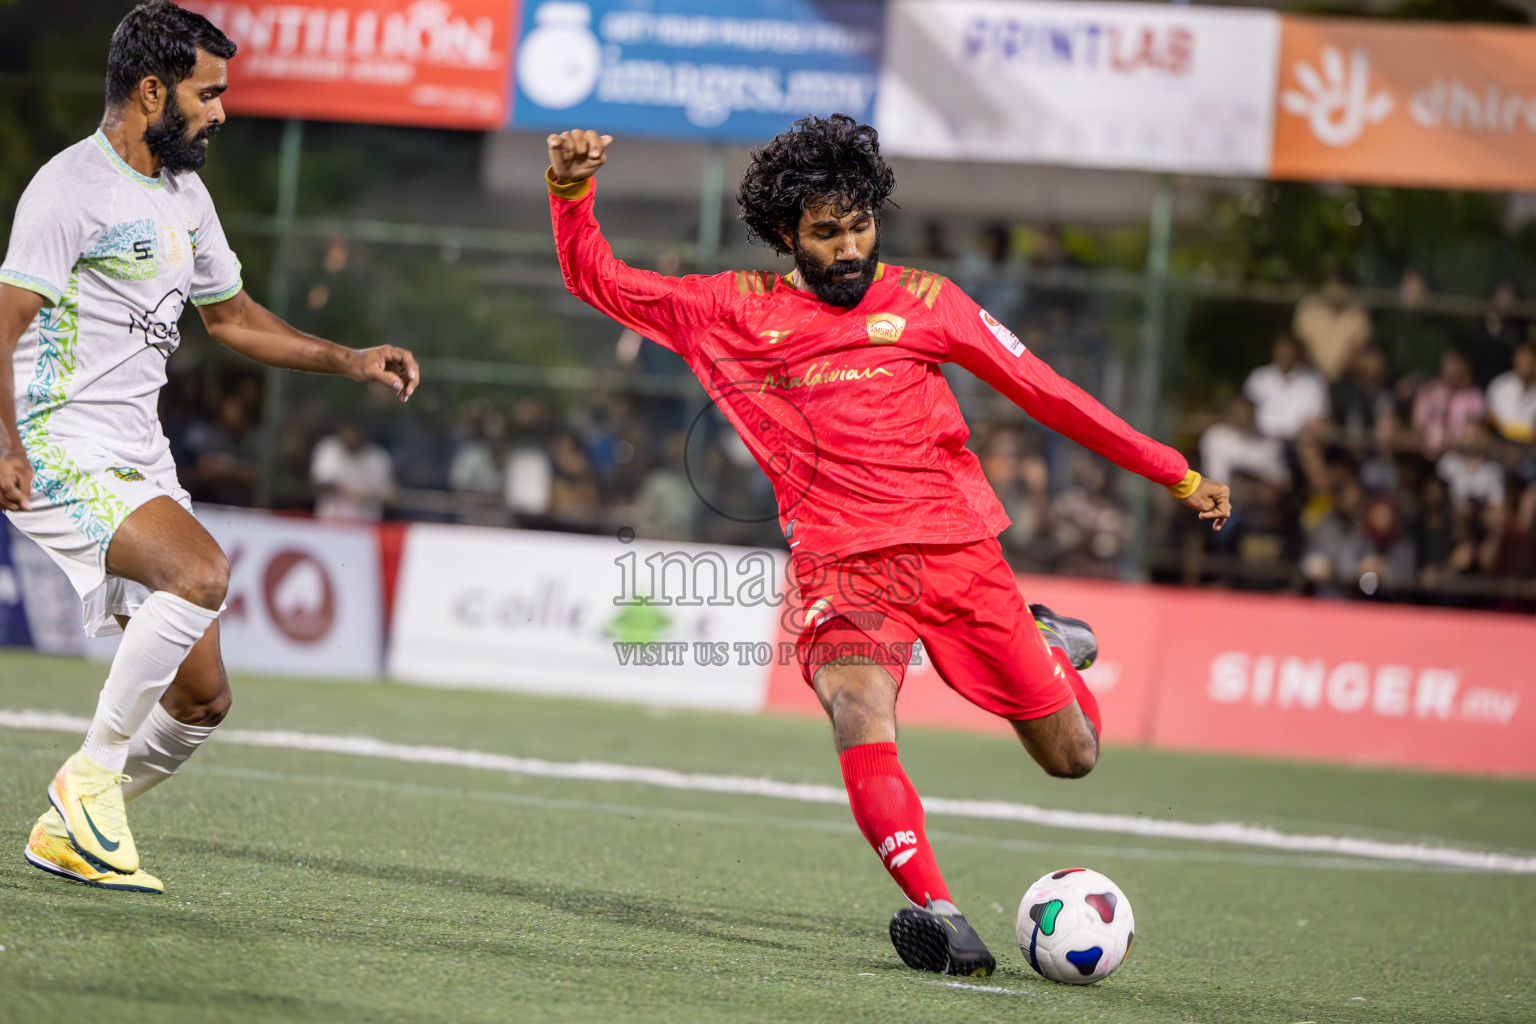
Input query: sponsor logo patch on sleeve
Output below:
<box><xmin>980</xmin><ymin>309</ymin><xmax>1026</xmax><ymax>357</ymax></box>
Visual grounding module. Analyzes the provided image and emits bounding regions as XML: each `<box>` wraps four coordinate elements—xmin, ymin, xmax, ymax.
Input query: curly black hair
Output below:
<box><xmin>106</xmin><ymin>0</ymin><xmax>236</xmax><ymax>106</ymax></box>
<box><xmin>737</xmin><ymin>114</ymin><xmax>896</xmax><ymax>255</ymax></box>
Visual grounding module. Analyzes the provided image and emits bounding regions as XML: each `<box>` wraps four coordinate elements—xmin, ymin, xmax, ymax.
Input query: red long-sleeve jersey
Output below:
<box><xmin>550</xmin><ymin>176</ymin><xmax>1189</xmax><ymax>560</ymax></box>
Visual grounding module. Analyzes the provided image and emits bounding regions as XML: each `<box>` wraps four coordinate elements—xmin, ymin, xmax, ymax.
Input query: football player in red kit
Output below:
<box><xmin>547</xmin><ymin>116</ymin><xmax>1230</xmax><ymax>976</ymax></box>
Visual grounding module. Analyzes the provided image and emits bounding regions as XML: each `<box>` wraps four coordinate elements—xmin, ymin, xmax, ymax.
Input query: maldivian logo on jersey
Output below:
<box><xmin>756</xmin><ymin>360</ymin><xmax>895</xmax><ymax>393</ymax></box>
<box><xmin>980</xmin><ymin>309</ymin><xmax>1026</xmax><ymax>357</ymax></box>
<box><xmin>865</xmin><ymin>312</ymin><xmax>906</xmax><ymax>345</ymax></box>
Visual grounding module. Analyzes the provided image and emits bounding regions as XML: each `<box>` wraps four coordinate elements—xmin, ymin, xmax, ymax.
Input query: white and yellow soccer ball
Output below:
<box><xmin>1016</xmin><ymin>867</ymin><xmax>1136</xmax><ymax>984</ymax></box>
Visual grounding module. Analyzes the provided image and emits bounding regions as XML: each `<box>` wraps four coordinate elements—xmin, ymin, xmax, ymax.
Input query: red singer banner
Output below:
<box><xmin>1145</xmin><ymin>590</ymin><xmax>1535</xmax><ymax>778</ymax></box>
<box><xmin>188</xmin><ymin>0</ymin><xmax>516</xmax><ymax>129</ymax></box>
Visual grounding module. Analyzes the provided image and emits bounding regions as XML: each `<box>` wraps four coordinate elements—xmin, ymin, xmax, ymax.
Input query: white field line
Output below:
<box><xmin>3</xmin><ymin>708</ymin><xmax>1534</xmax><ymax>875</ymax></box>
<box><xmin>203</xmin><ymin>764</ymin><xmax>1445</xmax><ymax>872</ymax></box>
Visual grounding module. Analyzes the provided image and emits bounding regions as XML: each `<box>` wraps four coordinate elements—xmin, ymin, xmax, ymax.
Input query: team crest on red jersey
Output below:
<box><xmin>866</xmin><ymin>313</ymin><xmax>906</xmax><ymax>345</ymax></box>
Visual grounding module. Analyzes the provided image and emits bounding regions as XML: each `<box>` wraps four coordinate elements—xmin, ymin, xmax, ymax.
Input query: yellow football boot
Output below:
<box><xmin>47</xmin><ymin>752</ymin><xmax>138</xmax><ymax>874</ymax></box>
<box><xmin>24</xmin><ymin>813</ymin><xmax>162</xmax><ymax>893</ymax></box>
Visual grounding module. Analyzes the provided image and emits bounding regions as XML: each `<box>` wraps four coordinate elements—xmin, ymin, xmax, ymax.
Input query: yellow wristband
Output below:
<box><xmin>1166</xmin><ymin>469</ymin><xmax>1202</xmax><ymax>500</ymax></box>
<box><xmin>545</xmin><ymin>166</ymin><xmax>594</xmax><ymax>201</ymax></box>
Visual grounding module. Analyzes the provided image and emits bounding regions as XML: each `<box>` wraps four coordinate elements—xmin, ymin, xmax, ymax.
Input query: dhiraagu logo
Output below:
<box><xmin>1280</xmin><ymin>45</ymin><xmax>1393</xmax><ymax>147</ymax></box>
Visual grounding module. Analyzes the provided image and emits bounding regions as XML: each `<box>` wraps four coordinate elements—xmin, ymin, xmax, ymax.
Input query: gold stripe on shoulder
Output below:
<box><xmin>735</xmin><ymin>271</ymin><xmax>750</xmax><ymax>295</ymax></box>
<box><xmin>896</xmin><ymin>267</ymin><xmax>913</xmax><ymax>290</ymax></box>
<box><xmin>920</xmin><ymin>273</ymin><xmax>946</xmax><ymax>308</ymax></box>
<box><xmin>873</xmin><ymin>263</ymin><xmax>887</xmax><ymax>282</ymax></box>
<box><xmin>759</xmin><ymin>272</ymin><xmax>776</xmax><ymax>294</ymax></box>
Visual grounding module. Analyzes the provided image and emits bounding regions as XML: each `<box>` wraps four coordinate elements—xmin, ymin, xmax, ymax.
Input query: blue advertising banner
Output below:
<box><xmin>509</xmin><ymin>0</ymin><xmax>885</xmax><ymax>140</ymax></box>
<box><xmin>0</xmin><ymin>524</ymin><xmax>34</xmax><ymax>648</ymax></box>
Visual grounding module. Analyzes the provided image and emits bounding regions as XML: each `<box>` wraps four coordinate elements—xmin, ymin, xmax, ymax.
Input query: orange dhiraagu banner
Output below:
<box><xmin>187</xmin><ymin>0</ymin><xmax>515</xmax><ymax>129</ymax></box>
<box><xmin>1271</xmin><ymin>16</ymin><xmax>1536</xmax><ymax>190</ymax></box>
<box><xmin>763</xmin><ymin>575</ymin><xmax>1536</xmax><ymax>777</ymax></box>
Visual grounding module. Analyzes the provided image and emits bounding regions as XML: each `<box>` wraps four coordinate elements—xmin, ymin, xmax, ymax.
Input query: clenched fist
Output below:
<box><xmin>548</xmin><ymin>130</ymin><xmax>613</xmax><ymax>185</ymax></box>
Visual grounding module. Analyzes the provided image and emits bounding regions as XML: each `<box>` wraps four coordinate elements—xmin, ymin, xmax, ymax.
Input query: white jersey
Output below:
<box><xmin>1</xmin><ymin>131</ymin><xmax>243</xmax><ymax>465</ymax></box>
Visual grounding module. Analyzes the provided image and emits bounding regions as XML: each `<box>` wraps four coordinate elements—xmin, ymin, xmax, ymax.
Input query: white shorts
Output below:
<box><xmin>4</xmin><ymin>436</ymin><xmax>192</xmax><ymax>638</ymax></box>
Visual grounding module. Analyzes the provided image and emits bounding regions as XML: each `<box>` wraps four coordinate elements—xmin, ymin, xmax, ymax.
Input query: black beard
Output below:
<box><xmin>793</xmin><ymin>234</ymin><xmax>880</xmax><ymax>308</ymax></box>
<box><xmin>144</xmin><ymin>96</ymin><xmax>219</xmax><ymax>174</ymax></box>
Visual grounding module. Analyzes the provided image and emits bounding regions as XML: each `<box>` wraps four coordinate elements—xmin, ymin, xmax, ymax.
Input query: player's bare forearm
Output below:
<box><xmin>199</xmin><ymin>290</ymin><xmax>353</xmax><ymax>372</ymax></box>
<box><xmin>198</xmin><ymin>289</ymin><xmax>419</xmax><ymax>401</ymax></box>
<box><xmin>0</xmin><ymin>284</ymin><xmax>45</xmax><ymax>510</ymax></box>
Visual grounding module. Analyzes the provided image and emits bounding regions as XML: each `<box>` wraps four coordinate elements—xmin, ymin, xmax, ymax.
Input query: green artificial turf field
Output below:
<box><xmin>0</xmin><ymin>649</ymin><xmax>1531</xmax><ymax>1024</ymax></box>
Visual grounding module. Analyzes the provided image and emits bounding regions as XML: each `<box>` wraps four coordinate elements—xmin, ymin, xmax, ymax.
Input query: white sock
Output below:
<box><xmin>80</xmin><ymin>591</ymin><xmax>218</xmax><ymax>773</ymax></box>
<box><xmin>121</xmin><ymin>703</ymin><xmax>219</xmax><ymax>802</ymax></box>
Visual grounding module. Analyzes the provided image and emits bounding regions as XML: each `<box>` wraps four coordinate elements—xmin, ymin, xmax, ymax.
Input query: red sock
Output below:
<box><xmin>838</xmin><ymin>742</ymin><xmax>950</xmax><ymax>906</ymax></box>
<box><xmin>1052</xmin><ymin>647</ymin><xmax>1102</xmax><ymax>735</ymax></box>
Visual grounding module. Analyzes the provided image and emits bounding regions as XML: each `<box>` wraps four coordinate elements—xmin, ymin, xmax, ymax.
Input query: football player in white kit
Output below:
<box><xmin>0</xmin><ymin>0</ymin><xmax>420</xmax><ymax>891</ymax></box>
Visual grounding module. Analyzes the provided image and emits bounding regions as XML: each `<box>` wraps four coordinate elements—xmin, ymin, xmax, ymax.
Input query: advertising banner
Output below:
<box><xmin>201</xmin><ymin>507</ymin><xmax>384</xmax><ymax>679</ymax></box>
<box><xmin>1146</xmin><ymin>590</ymin><xmax>1536</xmax><ymax>778</ymax></box>
<box><xmin>188</xmin><ymin>0</ymin><xmax>516</xmax><ymax>129</ymax></box>
<box><xmin>1270</xmin><ymin>17</ymin><xmax>1536</xmax><ymax>191</ymax></box>
<box><xmin>388</xmin><ymin>526</ymin><xmax>786</xmax><ymax>710</ymax></box>
<box><xmin>508</xmin><ymin>0</ymin><xmax>885</xmax><ymax>139</ymax></box>
<box><xmin>0</xmin><ymin>524</ymin><xmax>33</xmax><ymax>649</ymax></box>
<box><xmin>875</xmin><ymin>0</ymin><xmax>1280</xmax><ymax>176</ymax></box>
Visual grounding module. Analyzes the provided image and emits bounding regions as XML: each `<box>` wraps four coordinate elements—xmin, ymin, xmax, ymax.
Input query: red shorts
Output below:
<box><xmin>790</xmin><ymin>538</ymin><xmax>1073</xmax><ymax>721</ymax></box>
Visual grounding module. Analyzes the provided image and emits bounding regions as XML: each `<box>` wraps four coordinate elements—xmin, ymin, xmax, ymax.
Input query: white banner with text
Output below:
<box><xmin>388</xmin><ymin>526</ymin><xmax>787</xmax><ymax>711</ymax></box>
<box><xmin>875</xmin><ymin>0</ymin><xmax>1280</xmax><ymax>175</ymax></box>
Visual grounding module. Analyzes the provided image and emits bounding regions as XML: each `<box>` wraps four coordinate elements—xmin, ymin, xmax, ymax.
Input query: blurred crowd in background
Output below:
<box><xmin>157</xmin><ymin>218</ymin><xmax>1536</xmax><ymax>613</ymax></box>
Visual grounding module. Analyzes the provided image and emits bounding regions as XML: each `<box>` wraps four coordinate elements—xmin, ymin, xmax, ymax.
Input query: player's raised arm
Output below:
<box><xmin>0</xmin><ymin>283</ymin><xmax>45</xmax><ymax>511</ymax></box>
<box><xmin>545</xmin><ymin>130</ymin><xmax>733</xmax><ymax>355</ymax></box>
<box><xmin>940</xmin><ymin>284</ymin><xmax>1230</xmax><ymax>531</ymax></box>
<box><xmin>197</xmin><ymin>289</ymin><xmax>419</xmax><ymax>402</ymax></box>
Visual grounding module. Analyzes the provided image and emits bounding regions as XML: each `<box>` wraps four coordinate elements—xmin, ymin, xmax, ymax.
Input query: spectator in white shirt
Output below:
<box><xmin>1242</xmin><ymin>332</ymin><xmax>1331</xmax><ymax>441</ymax></box>
<box><xmin>1437</xmin><ymin>419</ymin><xmax>1505</xmax><ymax>511</ymax></box>
<box><xmin>310</xmin><ymin>420</ymin><xmax>398</xmax><ymax>522</ymax></box>
<box><xmin>1199</xmin><ymin>396</ymin><xmax>1290</xmax><ymax>488</ymax></box>
<box><xmin>1486</xmin><ymin>341</ymin><xmax>1536</xmax><ymax>443</ymax></box>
